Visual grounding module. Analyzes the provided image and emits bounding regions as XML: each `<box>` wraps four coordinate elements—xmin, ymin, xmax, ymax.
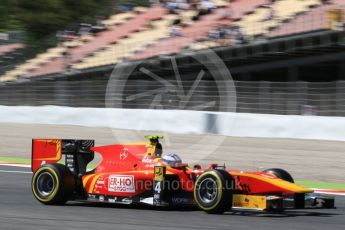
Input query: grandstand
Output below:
<box><xmin>1</xmin><ymin>0</ymin><xmax>345</xmax><ymax>116</ymax></box>
<box><xmin>268</xmin><ymin>0</ymin><xmax>345</xmax><ymax>37</ymax></box>
<box><xmin>0</xmin><ymin>43</ymin><xmax>25</xmax><ymax>72</ymax></box>
<box><xmin>0</xmin><ymin>43</ymin><xmax>24</xmax><ymax>56</ymax></box>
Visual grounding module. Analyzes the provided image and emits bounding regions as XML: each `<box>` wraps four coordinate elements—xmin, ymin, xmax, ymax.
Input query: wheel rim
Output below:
<box><xmin>198</xmin><ymin>177</ymin><xmax>218</xmax><ymax>203</ymax></box>
<box><xmin>36</xmin><ymin>172</ymin><xmax>55</xmax><ymax>197</ymax></box>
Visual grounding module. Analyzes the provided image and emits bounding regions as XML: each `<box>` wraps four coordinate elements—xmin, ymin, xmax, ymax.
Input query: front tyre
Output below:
<box><xmin>263</xmin><ymin>168</ymin><xmax>294</xmax><ymax>183</ymax></box>
<box><xmin>263</xmin><ymin>168</ymin><xmax>304</xmax><ymax>208</ymax></box>
<box><xmin>194</xmin><ymin>170</ymin><xmax>234</xmax><ymax>214</ymax></box>
<box><xmin>32</xmin><ymin>164</ymin><xmax>75</xmax><ymax>205</ymax></box>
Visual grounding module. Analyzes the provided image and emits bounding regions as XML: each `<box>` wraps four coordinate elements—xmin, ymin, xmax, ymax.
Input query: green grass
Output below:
<box><xmin>296</xmin><ymin>180</ymin><xmax>345</xmax><ymax>190</ymax></box>
<box><xmin>0</xmin><ymin>157</ymin><xmax>31</xmax><ymax>164</ymax></box>
<box><xmin>1</xmin><ymin>157</ymin><xmax>344</xmax><ymax>190</ymax></box>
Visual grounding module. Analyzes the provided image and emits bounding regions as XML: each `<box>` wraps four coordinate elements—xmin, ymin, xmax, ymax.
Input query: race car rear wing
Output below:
<box><xmin>32</xmin><ymin>139</ymin><xmax>94</xmax><ymax>175</ymax></box>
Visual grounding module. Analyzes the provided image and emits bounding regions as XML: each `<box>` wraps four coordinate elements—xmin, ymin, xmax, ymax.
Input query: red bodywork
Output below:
<box><xmin>82</xmin><ymin>143</ymin><xmax>197</xmax><ymax>197</ymax></box>
<box><xmin>31</xmin><ymin>139</ymin><xmax>313</xmax><ymax>200</ymax></box>
<box><xmin>82</xmin><ymin>143</ymin><xmax>312</xmax><ymax>198</ymax></box>
<box><xmin>32</xmin><ymin>139</ymin><xmax>62</xmax><ymax>173</ymax></box>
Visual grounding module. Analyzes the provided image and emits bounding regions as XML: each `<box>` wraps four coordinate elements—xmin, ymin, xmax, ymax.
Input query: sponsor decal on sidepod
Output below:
<box><xmin>108</xmin><ymin>175</ymin><xmax>135</xmax><ymax>193</ymax></box>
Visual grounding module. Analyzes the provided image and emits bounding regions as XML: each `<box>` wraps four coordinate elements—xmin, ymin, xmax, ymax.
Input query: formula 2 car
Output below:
<box><xmin>31</xmin><ymin>136</ymin><xmax>335</xmax><ymax>214</ymax></box>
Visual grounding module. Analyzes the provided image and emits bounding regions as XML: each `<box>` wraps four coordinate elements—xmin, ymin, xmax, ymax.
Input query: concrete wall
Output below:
<box><xmin>2</xmin><ymin>105</ymin><xmax>345</xmax><ymax>141</ymax></box>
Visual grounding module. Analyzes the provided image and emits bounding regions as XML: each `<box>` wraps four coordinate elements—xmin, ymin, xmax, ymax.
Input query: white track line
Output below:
<box><xmin>317</xmin><ymin>192</ymin><xmax>345</xmax><ymax>196</ymax></box>
<box><xmin>0</xmin><ymin>162</ymin><xmax>31</xmax><ymax>168</ymax></box>
<box><xmin>0</xmin><ymin>163</ymin><xmax>32</xmax><ymax>174</ymax></box>
<box><xmin>313</xmin><ymin>190</ymin><xmax>345</xmax><ymax>196</ymax></box>
<box><xmin>0</xmin><ymin>170</ymin><xmax>32</xmax><ymax>174</ymax></box>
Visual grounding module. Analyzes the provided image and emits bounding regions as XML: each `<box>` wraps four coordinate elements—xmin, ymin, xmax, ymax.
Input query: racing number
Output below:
<box><xmin>154</xmin><ymin>181</ymin><xmax>162</xmax><ymax>193</ymax></box>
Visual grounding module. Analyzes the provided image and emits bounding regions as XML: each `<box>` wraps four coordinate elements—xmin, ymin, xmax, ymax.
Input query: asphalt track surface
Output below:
<box><xmin>0</xmin><ymin>165</ymin><xmax>344</xmax><ymax>230</ymax></box>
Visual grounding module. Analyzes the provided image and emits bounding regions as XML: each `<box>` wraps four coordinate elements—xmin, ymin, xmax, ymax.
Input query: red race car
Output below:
<box><xmin>31</xmin><ymin>136</ymin><xmax>335</xmax><ymax>214</ymax></box>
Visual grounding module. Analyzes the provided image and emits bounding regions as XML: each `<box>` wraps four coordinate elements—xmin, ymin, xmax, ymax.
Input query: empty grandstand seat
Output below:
<box><xmin>27</xmin><ymin>58</ymin><xmax>66</xmax><ymax>77</ymax></box>
<box><xmin>0</xmin><ymin>43</ymin><xmax>24</xmax><ymax>55</ymax></box>
<box><xmin>268</xmin><ymin>0</ymin><xmax>344</xmax><ymax>37</ymax></box>
<box><xmin>213</xmin><ymin>0</ymin><xmax>229</xmax><ymax>8</ymax></box>
<box><xmin>234</xmin><ymin>0</ymin><xmax>322</xmax><ymax>37</ymax></box>
<box><xmin>179</xmin><ymin>10</ymin><xmax>198</xmax><ymax>26</ymax></box>
<box><xmin>0</xmin><ymin>46</ymin><xmax>67</xmax><ymax>80</ymax></box>
<box><xmin>130</xmin><ymin>0</ymin><xmax>273</xmax><ymax>60</ymax></box>
<box><xmin>230</xmin><ymin>0</ymin><xmax>269</xmax><ymax>20</ymax></box>
<box><xmin>73</xmin><ymin>14</ymin><xmax>179</xmax><ymax>69</ymax></box>
<box><xmin>102</xmin><ymin>12</ymin><xmax>136</xmax><ymax>27</ymax></box>
<box><xmin>189</xmin><ymin>40</ymin><xmax>219</xmax><ymax>50</ymax></box>
<box><xmin>130</xmin><ymin>4</ymin><xmax>233</xmax><ymax>61</ymax></box>
<box><xmin>274</xmin><ymin>0</ymin><xmax>321</xmax><ymax>20</ymax></box>
<box><xmin>69</xmin><ymin>6</ymin><xmax>167</xmax><ymax>62</ymax></box>
<box><xmin>25</xmin><ymin>6</ymin><xmax>167</xmax><ymax>77</ymax></box>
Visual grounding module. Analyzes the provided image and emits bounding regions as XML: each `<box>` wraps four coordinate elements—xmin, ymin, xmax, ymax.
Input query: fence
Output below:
<box><xmin>0</xmin><ymin>78</ymin><xmax>343</xmax><ymax>116</ymax></box>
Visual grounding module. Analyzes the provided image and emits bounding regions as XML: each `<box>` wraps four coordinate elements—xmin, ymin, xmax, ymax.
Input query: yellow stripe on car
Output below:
<box><xmin>82</xmin><ymin>174</ymin><xmax>94</xmax><ymax>188</ymax></box>
<box><xmin>88</xmin><ymin>174</ymin><xmax>102</xmax><ymax>193</ymax></box>
<box><xmin>231</xmin><ymin>172</ymin><xmax>313</xmax><ymax>193</ymax></box>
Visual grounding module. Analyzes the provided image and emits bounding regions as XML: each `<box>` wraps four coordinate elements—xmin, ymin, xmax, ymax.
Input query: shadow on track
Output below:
<box><xmin>65</xmin><ymin>201</ymin><xmax>342</xmax><ymax>218</ymax></box>
<box><xmin>226</xmin><ymin>209</ymin><xmax>342</xmax><ymax>218</ymax></box>
<box><xmin>65</xmin><ymin>201</ymin><xmax>199</xmax><ymax>212</ymax></box>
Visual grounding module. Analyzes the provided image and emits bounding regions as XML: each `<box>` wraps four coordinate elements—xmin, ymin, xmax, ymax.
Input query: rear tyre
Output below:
<box><xmin>32</xmin><ymin>164</ymin><xmax>76</xmax><ymax>205</ymax></box>
<box><xmin>194</xmin><ymin>170</ymin><xmax>234</xmax><ymax>214</ymax></box>
<box><xmin>263</xmin><ymin>168</ymin><xmax>304</xmax><ymax>208</ymax></box>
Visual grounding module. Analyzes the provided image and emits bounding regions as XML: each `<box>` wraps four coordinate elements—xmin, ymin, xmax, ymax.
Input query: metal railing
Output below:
<box><xmin>0</xmin><ymin>78</ymin><xmax>344</xmax><ymax>116</ymax></box>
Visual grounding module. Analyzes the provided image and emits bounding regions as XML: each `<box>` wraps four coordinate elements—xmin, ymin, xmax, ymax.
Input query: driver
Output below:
<box><xmin>142</xmin><ymin>136</ymin><xmax>182</xmax><ymax>167</ymax></box>
<box><xmin>162</xmin><ymin>153</ymin><xmax>182</xmax><ymax>167</ymax></box>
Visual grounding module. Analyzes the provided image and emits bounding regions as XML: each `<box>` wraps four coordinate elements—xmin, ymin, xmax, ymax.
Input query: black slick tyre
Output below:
<box><xmin>194</xmin><ymin>170</ymin><xmax>234</xmax><ymax>214</ymax></box>
<box><xmin>32</xmin><ymin>163</ymin><xmax>75</xmax><ymax>205</ymax></box>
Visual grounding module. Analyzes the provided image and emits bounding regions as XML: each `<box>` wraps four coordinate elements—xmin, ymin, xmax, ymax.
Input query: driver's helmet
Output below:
<box><xmin>162</xmin><ymin>153</ymin><xmax>182</xmax><ymax>167</ymax></box>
